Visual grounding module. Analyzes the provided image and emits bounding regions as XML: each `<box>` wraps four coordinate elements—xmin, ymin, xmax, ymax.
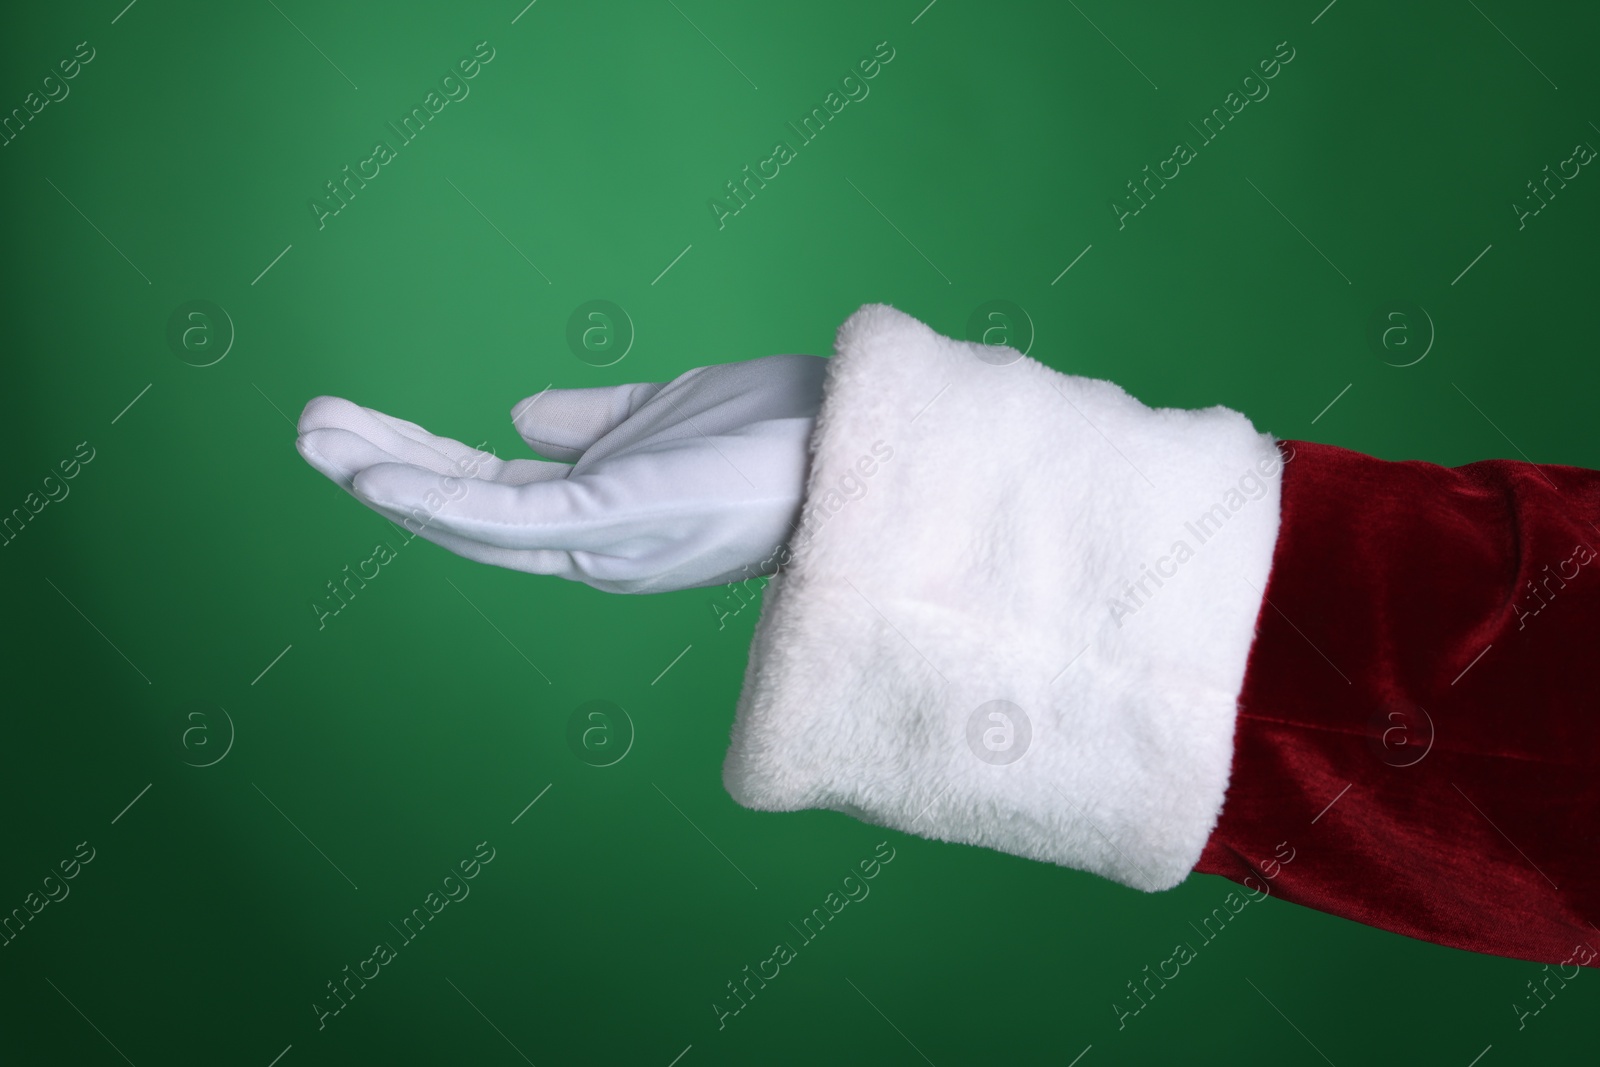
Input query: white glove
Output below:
<box><xmin>295</xmin><ymin>354</ymin><xmax>827</xmax><ymax>593</ymax></box>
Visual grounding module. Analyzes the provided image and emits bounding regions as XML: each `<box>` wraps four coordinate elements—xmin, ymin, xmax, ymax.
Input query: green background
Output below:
<box><xmin>3</xmin><ymin>0</ymin><xmax>1597</xmax><ymax>1063</ymax></box>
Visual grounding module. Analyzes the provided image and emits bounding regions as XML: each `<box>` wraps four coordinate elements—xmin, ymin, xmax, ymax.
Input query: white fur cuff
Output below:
<box><xmin>722</xmin><ymin>304</ymin><xmax>1283</xmax><ymax>891</ymax></box>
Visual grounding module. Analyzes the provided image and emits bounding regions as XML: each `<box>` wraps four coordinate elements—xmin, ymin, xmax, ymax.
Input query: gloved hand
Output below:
<box><xmin>295</xmin><ymin>354</ymin><xmax>828</xmax><ymax>593</ymax></box>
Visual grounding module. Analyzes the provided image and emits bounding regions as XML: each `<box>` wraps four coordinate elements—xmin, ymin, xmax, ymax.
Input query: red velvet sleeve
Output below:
<box><xmin>1193</xmin><ymin>439</ymin><xmax>1600</xmax><ymax>969</ymax></box>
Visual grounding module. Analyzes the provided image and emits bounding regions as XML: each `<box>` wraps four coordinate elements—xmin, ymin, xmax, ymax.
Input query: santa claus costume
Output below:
<box><xmin>723</xmin><ymin>304</ymin><xmax>1600</xmax><ymax>970</ymax></box>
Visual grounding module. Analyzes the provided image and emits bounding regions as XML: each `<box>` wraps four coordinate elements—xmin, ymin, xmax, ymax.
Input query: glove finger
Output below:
<box><xmin>355</xmin><ymin>496</ymin><xmax>577</xmax><ymax>579</ymax></box>
<box><xmin>370</xmin><ymin>501</ymin><xmax>648</xmax><ymax>593</ymax></box>
<box><xmin>355</xmin><ymin>404</ymin><xmax>523</xmax><ymax>475</ymax></box>
<box><xmin>298</xmin><ymin>395</ymin><xmax>494</xmax><ymax>478</ymax></box>
<box><xmin>510</xmin><ymin>381</ymin><xmax>667</xmax><ymax>462</ymax></box>
<box><xmin>298</xmin><ymin>425</ymin><xmax>571</xmax><ymax>489</ymax></box>
<box><xmin>296</xmin><ymin>428</ymin><xmax>406</xmax><ymax>490</ymax></box>
<box><xmin>351</xmin><ymin>461</ymin><xmax>610</xmax><ymax>552</ymax></box>
<box><xmin>299</xmin><ymin>396</ymin><xmax>569</xmax><ymax>485</ymax></box>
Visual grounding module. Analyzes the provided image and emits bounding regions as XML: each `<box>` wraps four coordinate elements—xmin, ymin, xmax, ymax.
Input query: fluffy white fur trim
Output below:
<box><xmin>722</xmin><ymin>304</ymin><xmax>1282</xmax><ymax>891</ymax></box>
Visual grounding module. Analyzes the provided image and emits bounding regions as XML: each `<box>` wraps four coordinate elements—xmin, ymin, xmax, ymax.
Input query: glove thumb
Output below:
<box><xmin>509</xmin><ymin>380</ymin><xmax>666</xmax><ymax>462</ymax></box>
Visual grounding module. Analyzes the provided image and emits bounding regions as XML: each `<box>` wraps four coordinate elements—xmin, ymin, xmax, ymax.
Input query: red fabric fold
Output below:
<box><xmin>1194</xmin><ymin>439</ymin><xmax>1600</xmax><ymax>967</ymax></box>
